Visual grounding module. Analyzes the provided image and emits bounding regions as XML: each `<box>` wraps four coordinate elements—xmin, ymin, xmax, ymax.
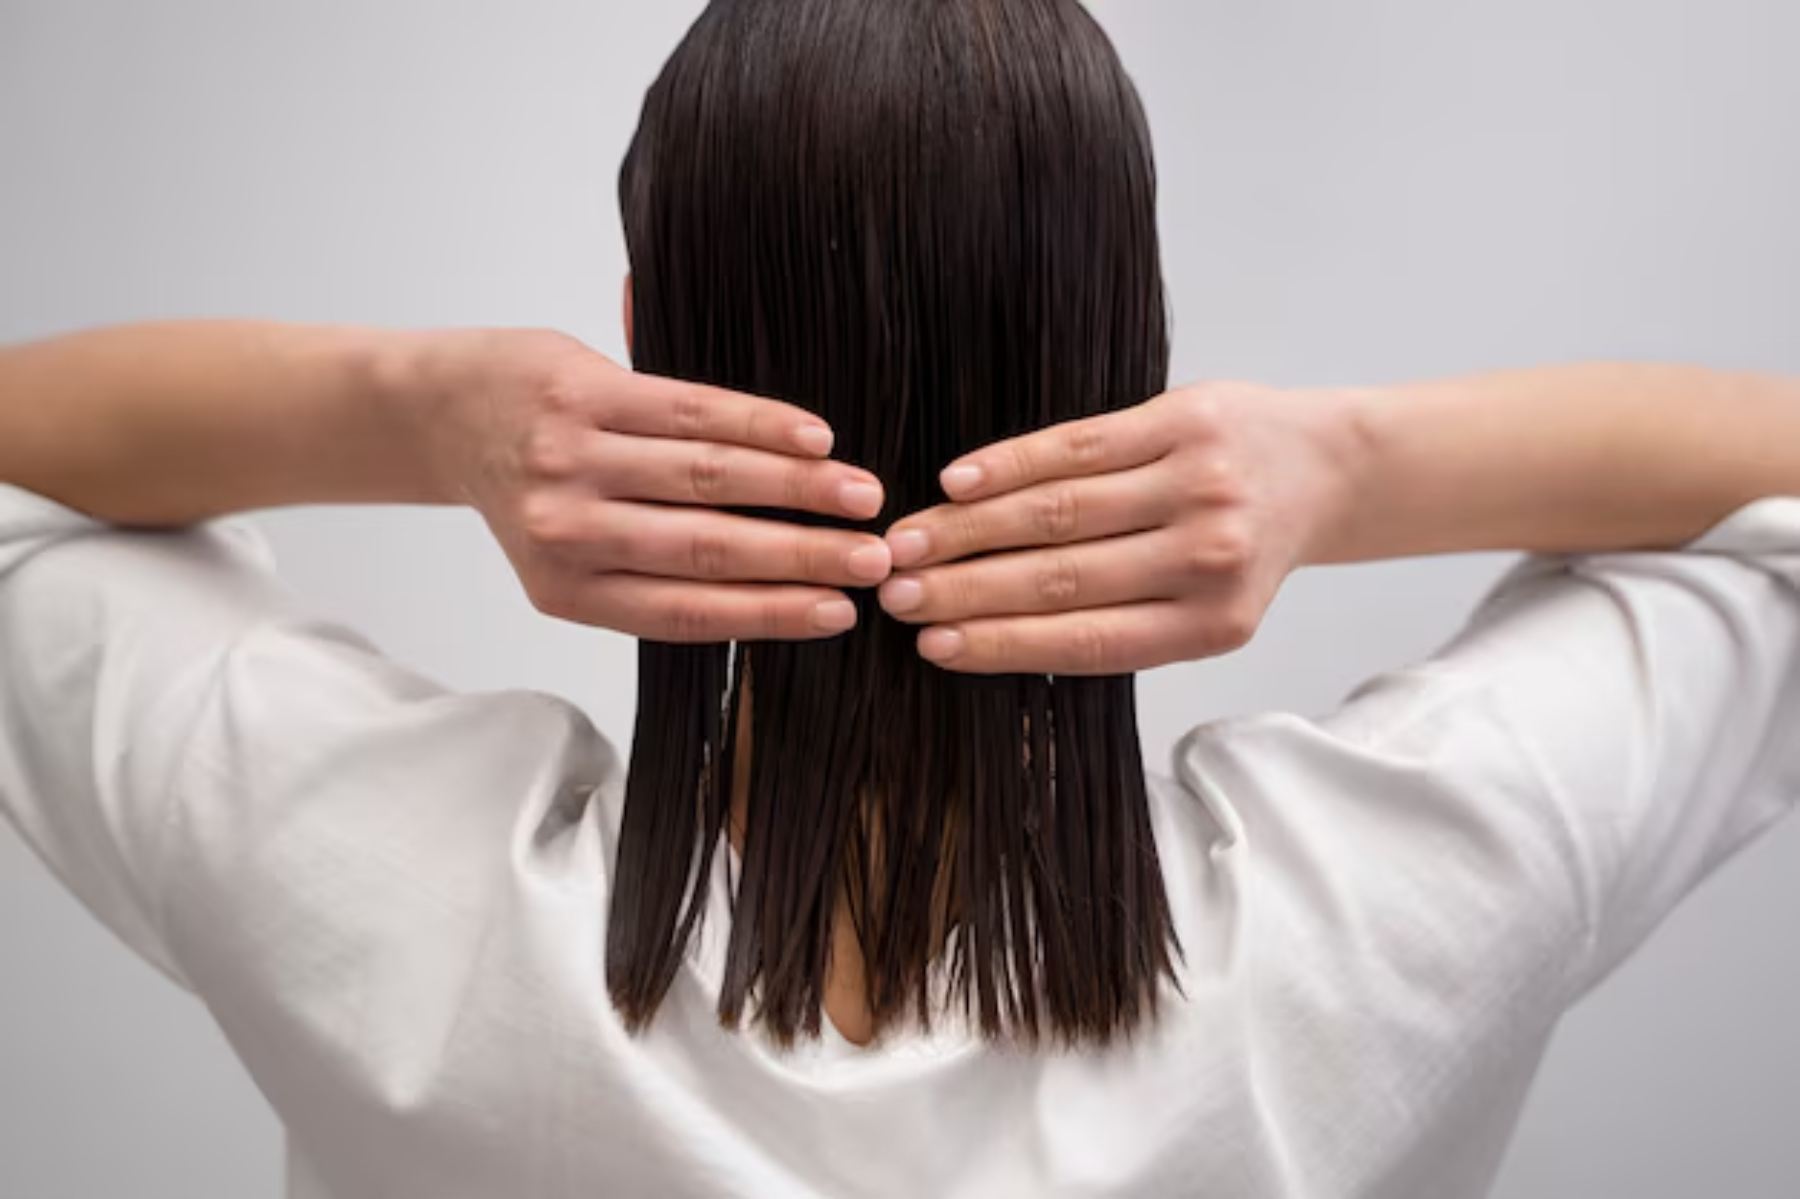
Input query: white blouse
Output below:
<box><xmin>3</xmin><ymin>480</ymin><xmax>1799</xmax><ymax>1199</ymax></box>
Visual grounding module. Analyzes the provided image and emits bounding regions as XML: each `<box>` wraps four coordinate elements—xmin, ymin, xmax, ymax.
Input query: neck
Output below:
<box><xmin>728</xmin><ymin>683</ymin><xmax>877</xmax><ymax>1046</ymax></box>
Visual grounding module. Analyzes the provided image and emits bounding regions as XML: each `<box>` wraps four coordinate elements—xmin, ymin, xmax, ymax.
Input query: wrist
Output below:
<box><xmin>1304</xmin><ymin>372</ymin><xmax>1568</xmax><ymax>563</ymax></box>
<box><xmin>1294</xmin><ymin>384</ymin><xmax>1383</xmax><ymax>567</ymax></box>
<box><xmin>365</xmin><ymin>328</ymin><xmax>471</xmax><ymax>507</ymax></box>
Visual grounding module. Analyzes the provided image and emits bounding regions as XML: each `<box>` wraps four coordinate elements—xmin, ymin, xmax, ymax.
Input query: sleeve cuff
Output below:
<box><xmin>0</xmin><ymin>483</ymin><xmax>277</xmax><ymax>577</ymax></box>
<box><xmin>1685</xmin><ymin>496</ymin><xmax>1800</xmax><ymax>557</ymax></box>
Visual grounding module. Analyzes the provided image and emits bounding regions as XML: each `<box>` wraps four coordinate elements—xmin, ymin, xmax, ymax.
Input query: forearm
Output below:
<box><xmin>0</xmin><ymin>322</ymin><xmax>445</xmax><ymax>526</ymax></box>
<box><xmin>1318</xmin><ymin>363</ymin><xmax>1800</xmax><ymax>562</ymax></box>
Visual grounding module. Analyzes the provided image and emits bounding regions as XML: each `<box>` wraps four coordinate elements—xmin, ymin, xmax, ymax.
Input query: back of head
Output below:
<box><xmin>612</xmin><ymin>0</ymin><xmax>1178</xmax><ymax>1048</ymax></box>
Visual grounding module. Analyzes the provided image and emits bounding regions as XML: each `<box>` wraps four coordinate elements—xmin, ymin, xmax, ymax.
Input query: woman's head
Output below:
<box><xmin>611</xmin><ymin>0</ymin><xmax>1178</xmax><ymax>1047</ymax></box>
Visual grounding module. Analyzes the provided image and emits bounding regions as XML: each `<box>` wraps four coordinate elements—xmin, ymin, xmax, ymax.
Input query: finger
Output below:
<box><xmin>879</xmin><ymin>531</ymin><xmax>1220</xmax><ymax>625</ymax></box>
<box><xmin>594</xmin><ymin>436</ymin><xmax>885</xmax><ymax>520</ymax></box>
<box><xmin>602</xmin><ymin>373</ymin><xmax>836</xmax><ymax>458</ymax></box>
<box><xmin>884</xmin><ymin>466</ymin><xmax>1174</xmax><ymax>569</ymax></box>
<box><xmin>912</xmin><ymin>601</ymin><xmax>1246</xmax><ymax>676</ymax></box>
<box><xmin>548</xmin><ymin>574</ymin><xmax>861</xmax><ymax>643</ymax></box>
<box><xmin>936</xmin><ymin>403</ymin><xmax>1172</xmax><ymax>502</ymax></box>
<box><xmin>537</xmin><ymin>501</ymin><xmax>892</xmax><ymax>586</ymax></box>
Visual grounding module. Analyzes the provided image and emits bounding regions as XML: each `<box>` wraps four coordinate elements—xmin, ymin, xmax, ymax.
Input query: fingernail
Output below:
<box><xmin>887</xmin><ymin>528</ymin><xmax>931</xmax><ymax>569</ymax></box>
<box><xmin>840</xmin><ymin>480</ymin><xmax>884</xmax><ymax>518</ymax></box>
<box><xmin>880</xmin><ymin>577</ymin><xmax>924</xmax><ymax>614</ymax></box>
<box><xmin>794</xmin><ymin>424</ymin><xmax>835</xmax><ymax>456</ymax></box>
<box><xmin>919</xmin><ymin>627</ymin><xmax>965</xmax><ymax>662</ymax></box>
<box><xmin>847</xmin><ymin>542</ymin><xmax>893</xmax><ymax>582</ymax></box>
<box><xmin>941</xmin><ymin>464</ymin><xmax>983</xmax><ymax>496</ymax></box>
<box><xmin>811</xmin><ymin>600</ymin><xmax>858</xmax><ymax>634</ymax></box>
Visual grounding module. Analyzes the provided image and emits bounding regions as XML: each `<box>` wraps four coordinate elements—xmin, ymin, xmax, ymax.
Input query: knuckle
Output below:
<box><xmin>789</xmin><ymin>527</ymin><xmax>823</xmax><ymax>580</ymax></box>
<box><xmin>949</xmin><ymin>565</ymin><xmax>986</xmax><ymax>614</ymax></box>
<box><xmin>520</xmin><ymin>494</ymin><xmax>569</xmax><ymax>545</ymax></box>
<box><xmin>1176</xmin><ymin>538</ymin><xmax>1219</xmax><ymax>583</ymax></box>
<box><xmin>661</xmin><ymin>597</ymin><xmax>717</xmax><ymax>643</ymax></box>
<box><xmin>1066</xmin><ymin>620</ymin><xmax>1112</xmax><ymax>674</ymax></box>
<box><xmin>1188</xmin><ymin>456</ymin><xmax>1244</xmax><ymax>505</ymax></box>
<box><xmin>1063</xmin><ymin>422</ymin><xmax>1107</xmax><ymax>468</ymax></box>
<box><xmin>974</xmin><ymin>623</ymin><xmax>1014</xmax><ymax>673</ymax></box>
<box><xmin>539</xmin><ymin>374</ymin><xmax>584</xmax><ymax>420</ymax></box>
<box><xmin>782</xmin><ymin>462</ymin><xmax>814</xmax><ymax>512</ymax></box>
<box><xmin>1206</xmin><ymin>520</ymin><xmax>1256</xmax><ymax>571</ymax></box>
<box><xmin>948</xmin><ymin>506</ymin><xmax>986</xmax><ymax>557</ymax></box>
<box><xmin>760</xmin><ymin>598</ymin><xmax>788</xmax><ymax>641</ymax></box>
<box><xmin>1030</xmin><ymin>485</ymin><xmax>1081</xmax><ymax>541</ymax></box>
<box><xmin>1178</xmin><ymin>522</ymin><xmax>1254</xmax><ymax>580</ymax></box>
<box><xmin>690</xmin><ymin>529</ymin><xmax>733</xmax><ymax>579</ymax></box>
<box><xmin>1178</xmin><ymin>388</ymin><xmax>1226</xmax><ymax>438</ymax></box>
<box><xmin>689</xmin><ymin>449</ymin><xmax>731</xmax><ymax>501</ymax></box>
<box><xmin>1034</xmin><ymin>554</ymin><xmax>1082</xmax><ymax>607</ymax></box>
<box><xmin>1006</xmin><ymin>442</ymin><xmax>1037</xmax><ymax>487</ymax></box>
<box><xmin>669</xmin><ymin>388</ymin><xmax>710</xmax><ymax>438</ymax></box>
<box><xmin>741</xmin><ymin>406</ymin><xmax>773</xmax><ymax>449</ymax></box>
<box><xmin>524</xmin><ymin>430</ymin><xmax>572</xmax><ymax>479</ymax></box>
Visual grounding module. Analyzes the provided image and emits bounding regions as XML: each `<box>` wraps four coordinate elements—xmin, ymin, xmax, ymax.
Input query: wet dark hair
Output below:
<box><xmin>609</xmin><ymin>0</ymin><xmax>1179</xmax><ymax>1049</ymax></box>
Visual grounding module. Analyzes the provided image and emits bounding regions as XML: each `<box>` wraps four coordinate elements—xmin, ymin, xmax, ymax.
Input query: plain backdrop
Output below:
<box><xmin>2</xmin><ymin>1</ymin><xmax>1798</xmax><ymax>1195</ymax></box>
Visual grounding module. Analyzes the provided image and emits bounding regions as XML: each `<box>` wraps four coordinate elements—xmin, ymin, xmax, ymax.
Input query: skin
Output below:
<box><xmin>729</xmin><ymin>683</ymin><xmax>880</xmax><ymax>1045</ymax></box>
<box><xmin>7</xmin><ymin>326</ymin><xmax>1797</xmax><ymax>665</ymax></box>
<box><xmin>4</xmin><ymin>321</ymin><xmax>1799</xmax><ymax>1043</ymax></box>
<box><xmin>879</xmin><ymin>366</ymin><xmax>1800</xmax><ymax>673</ymax></box>
<box><xmin>0</xmin><ymin>321</ymin><xmax>894</xmax><ymax>640</ymax></box>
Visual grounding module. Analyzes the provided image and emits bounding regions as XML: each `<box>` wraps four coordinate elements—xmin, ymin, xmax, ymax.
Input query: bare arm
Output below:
<box><xmin>881</xmin><ymin>365</ymin><xmax>1800</xmax><ymax>674</ymax></box>
<box><xmin>1325</xmin><ymin>363</ymin><xmax>1800</xmax><ymax>561</ymax></box>
<box><xmin>0</xmin><ymin>321</ymin><xmax>894</xmax><ymax>640</ymax></box>
<box><xmin>0</xmin><ymin>322</ymin><xmax>439</xmax><ymax>526</ymax></box>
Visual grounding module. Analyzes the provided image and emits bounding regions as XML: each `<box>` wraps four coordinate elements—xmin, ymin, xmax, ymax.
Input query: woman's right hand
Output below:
<box><xmin>877</xmin><ymin>381</ymin><xmax>1361</xmax><ymax>675</ymax></box>
<box><xmin>409</xmin><ymin>328</ymin><xmax>894</xmax><ymax>643</ymax></box>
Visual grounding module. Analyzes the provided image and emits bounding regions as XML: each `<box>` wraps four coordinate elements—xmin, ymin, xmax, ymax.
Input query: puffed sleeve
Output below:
<box><xmin>1184</xmin><ymin>496</ymin><xmax>1800</xmax><ymax>1017</ymax></box>
<box><xmin>0</xmin><ymin>483</ymin><xmax>320</xmax><ymax>988</ymax></box>
<box><xmin>1461</xmin><ymin>499</ymin><xmax>1800</xmax><ymax>998</ymax></box>
<box><xmin>1157</xmin><ymin>499</ymin><xmax>1800</xmax><ymax>1193</ymax></box>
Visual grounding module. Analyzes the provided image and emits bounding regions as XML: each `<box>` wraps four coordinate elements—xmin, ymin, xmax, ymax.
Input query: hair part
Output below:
<box><xmin>608</xmin><ymin>0</ymin><xmax>1181</xmax><ymax>1049</ymax></box>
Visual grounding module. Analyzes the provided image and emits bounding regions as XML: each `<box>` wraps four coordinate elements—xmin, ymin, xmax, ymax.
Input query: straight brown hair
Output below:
<box><xmin>608</xmin><ymin>0</ymin><xmax>1180</xmax><ymax>1049</ymax></box>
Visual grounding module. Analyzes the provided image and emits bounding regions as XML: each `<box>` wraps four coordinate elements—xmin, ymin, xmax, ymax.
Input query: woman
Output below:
<box><xmin>3</xmin><ymin>1</ymin><xmax>1799</xmax><ymax>1196</ymax></box>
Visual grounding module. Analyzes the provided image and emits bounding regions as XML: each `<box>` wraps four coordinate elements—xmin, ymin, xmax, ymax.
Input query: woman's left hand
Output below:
<box><xmin>876</xmin><ymin>380</ymin><xmax>1359</xmax><ymax>674</ymax></box>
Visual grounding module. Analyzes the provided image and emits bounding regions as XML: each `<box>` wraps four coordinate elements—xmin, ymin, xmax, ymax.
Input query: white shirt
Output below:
<box><xmin>3</xmin><ymin>480</ymin><xmax>1800</xmax><ymax>1199</ymax></box>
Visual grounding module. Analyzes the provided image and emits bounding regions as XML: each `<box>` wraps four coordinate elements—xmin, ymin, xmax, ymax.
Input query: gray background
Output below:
<box><xmin>2</xmin><ymin>0</ymin><xmax>1797</xmax><ymax>1194</ymax></box>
